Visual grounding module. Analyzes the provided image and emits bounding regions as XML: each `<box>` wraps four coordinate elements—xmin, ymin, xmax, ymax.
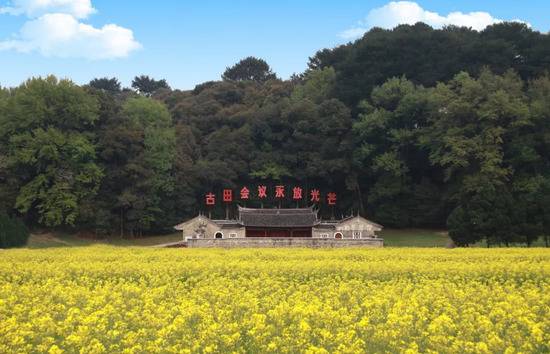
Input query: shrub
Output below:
<box><xmin>0</xmin><ymin>214</ymin><xmax>29</xmax><ymax>248</ymax></box>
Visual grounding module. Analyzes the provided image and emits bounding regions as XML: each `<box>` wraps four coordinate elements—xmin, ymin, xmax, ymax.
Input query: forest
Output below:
<box><xmin>1</xmin><ymin>22</ymin><xmax>550</xmax><ymax>246</ymax></box>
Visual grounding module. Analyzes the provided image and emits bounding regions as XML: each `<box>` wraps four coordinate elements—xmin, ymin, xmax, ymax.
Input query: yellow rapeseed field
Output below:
<box><xmin>0</xmin><ymin>247</ymin><xmax>549</xmax><ymax>353</ymax></box>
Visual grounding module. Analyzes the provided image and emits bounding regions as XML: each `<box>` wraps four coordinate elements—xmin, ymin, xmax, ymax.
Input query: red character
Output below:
<box><xmin>223</xmin><ymin>189</ymin><xmax>233</xmax><ymax>202</ymax></box>
<box><xmin>310</xmin><ymin>189</ymin><xmax>320</xmax><ymax>202</ymax></box>
<box><xmin>258</xmin><ymin>185</ymin><xmax>267</xmax><ymax>199</ymax></box>
<box><xmin>240</xmin><ymin>187</ymin><xmax>250</xmax><ymax>200</ymax></box>
<box><xmin>205</xmin><ymin>192</ymin><xmax>215</xmax><ymax>205</ymax></box>
<box><xmin>275</xmin><ymin>185</ymin><xmax>285</xmax><ymax>198</ymax></box>
<box><xmin>292</xmin><ymin>187</ymin><xmax>302</xmax><ymax>200</ymax></box>
<box><xmin>327</xmin><ymin>192</ymin><xmax>337</xmax><ymax>205</ymax></box>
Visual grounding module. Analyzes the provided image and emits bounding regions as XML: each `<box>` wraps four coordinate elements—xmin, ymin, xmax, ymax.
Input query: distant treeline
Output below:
<box><xmin>1</xmin><ymin>22</ymin><xmax>549</xmax><ymax>246</ymax></box>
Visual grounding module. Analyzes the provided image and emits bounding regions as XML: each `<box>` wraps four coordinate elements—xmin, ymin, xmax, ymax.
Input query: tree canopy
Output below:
<box><xmin>132</xmin><ymin>75</ymin><xmax>170</xmax><ymax>96</ymax></box>
<box><xmin>222</xmin><ymin>57</ymin><xmax>277</xmax><ymax>83</ymax></box>
<box><xmin>1</xmin><ymin>22</ymin><xmax>549</xmax><ymax>246</ymax></box>
<box><xmin>88</xmin><ymin>77</ymin><xmax>121</xmax><ymax>92</ymax></box>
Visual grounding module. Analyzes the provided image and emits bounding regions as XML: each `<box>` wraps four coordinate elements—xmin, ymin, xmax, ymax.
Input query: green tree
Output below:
<box><xmin>291</xmin><ymin>67</ymin><xmax>336</xmax><ymax>104</ymax></box>
<box><xmin>88</xmin><ymin>77</ymin><xmax>121</xmax><ymax>92</ymax></box>
<box><xmin>353</xmin><ymin>77</ymin><xmax>443</xmax><ymax>226</ymax></box>
<box><xmin>526</xmin><ymin>75</ymin><xmax>550</xmax><ymax>246</ymax></box>
<box><xmin>132</xmin><ymin>75</ymin><xmax>170</xmax><ymax>96</ymax></box>
<box><xmin>310</xmin><ymin>22</ymin><xmax>550</xmax><ymax>108</ymax></box>
<box><xmin>422</xmin><ymin>70</ymin><xmax>540</xmax><ymax>245</ymax></box>
<box><xmin>116</xmin><ymin>97</ymin><xmax>177</xmax><ymax>235</ymax></box>
<box><xmin>0</xmin><ymin>87</ymin><xmax>16</xmax><ymax>214</ymax></box>
<box><xmin>222</xmin><ymin>57</ymin><xmax>277</xmax><ymax>83</ymax></box>
<box><xmin>0</xmin><ymin>214</ymin><xmax>29</xmax><ymax>248</ymax></box>
<box><xmin>0</xmin><ymin>76</ymin><xmax>102</xmax><ymax>227</ymax></box>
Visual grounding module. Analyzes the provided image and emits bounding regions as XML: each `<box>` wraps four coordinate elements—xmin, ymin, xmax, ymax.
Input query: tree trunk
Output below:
<box><xmin>120</xmin><ymin>208</ymin><xmax>124</xmax><ymax>238</ymax></box>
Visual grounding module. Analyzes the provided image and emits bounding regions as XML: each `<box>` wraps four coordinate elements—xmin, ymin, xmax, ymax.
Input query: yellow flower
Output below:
<box><xmin>0</xmin><ymin>246</ymin><xmax>547</xmax><ymax>353</ymax></box>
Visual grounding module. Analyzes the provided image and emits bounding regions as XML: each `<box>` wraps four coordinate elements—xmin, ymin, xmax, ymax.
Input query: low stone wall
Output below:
<box><xmin>186</xmin><ymin>237</ymin><xmax>384</xmax><ymax>248</ymax></box>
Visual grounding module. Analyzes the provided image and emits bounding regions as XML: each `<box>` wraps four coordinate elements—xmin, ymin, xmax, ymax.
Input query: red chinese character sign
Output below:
<box><xmin>240</xmin><ymin>187</ymin><xmax>250</xmax><ymax>200</ymax></box>
<box><xmin>275</xmin><ymin>185</ymin><xmax>285</xmax><ymax>198</ymax></box>
<box><xmin>310</xmin><ymin>189</ymin><xmax>320</xmax><ymax>203</ymax></box>
<box><xmin>258</xmin><ymin>185</ymin><xmax>267</xmax><ymax>199</ymax></box>
<box><xmin>327</xmin><ymin>192</ymin><xmax>337</xmax><ymax>205</ymax></box>
<box><xmin>204</xmin><ymin>186</ymin><xmax>338</xmax><ymax>214</ymax></box>
<box><xmin>223</xmin><ymin>189</ymin><xmax>233</xmax><ymax>202</ymax></box>
<box><xmin>205</xmin><ymin>192</ymin><xmax>215</xmax><ymax>205</ymax></box>
<box><xmin>292</xmin><ymin>187</ymin><xmax>302</xmax><ymax>200</ymax></box>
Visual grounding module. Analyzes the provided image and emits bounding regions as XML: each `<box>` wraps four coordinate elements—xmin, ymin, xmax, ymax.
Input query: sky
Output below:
<box><xmin>0</xmin><ymin>0</ymin><xmax>549</xmax><ymax>90</ymax></box>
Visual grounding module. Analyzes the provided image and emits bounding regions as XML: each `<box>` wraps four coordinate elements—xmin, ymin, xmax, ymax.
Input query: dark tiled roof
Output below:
<box><xmin>314</xmin><ymin>223</ymin><xmax>337</xmax><ymax>229</ymax></box>
<box><xmin>238</xmin><ymin>207</ymin><xmax>319</xmax><ymax>228</ymax></box>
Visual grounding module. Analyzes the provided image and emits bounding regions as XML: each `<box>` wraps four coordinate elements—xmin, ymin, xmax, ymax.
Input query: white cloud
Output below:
<box><xmin>339</xmin><ymin>1</ymin><xmax>509</xmax><ymax>39</ymax></box>
<box><xmin>0</xmin><ymin>13</ymin><xmax>141</xmax><ymax>59</ymax></box>
<box><xmin>339</xmin><ymin>27</ymin><xmax>368</xmax><ymax>40</ymax></box>
<box><xmin>0</xmin><ymin>1</ymin><xmax>141</xmax><ymax>59</ymax></box>
<box><xmin>0</xmin><ymin>0</ymin><xmax>95</xmax><ymax>19</ymax></box>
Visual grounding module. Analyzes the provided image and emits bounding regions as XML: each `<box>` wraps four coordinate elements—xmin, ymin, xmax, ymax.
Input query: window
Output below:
<box><xmin>229</xmin><ymin>233</ymin><xmax>237</xmax><ymax>238</ymax></box>
<box><xmin>353</xmin><ymin>231</ymin><xmax>361</xmax><ymax>239</ymax></box>
<box><xmin>320</xmin><ymin>233</ymin><xmax>329</xmax><ymax>239</ymax></box>
<box><xmin>214</xmin><ymin>232</ymin><xmax>223</xmax><ymax>239</ymax></box>
<box><xmin>334</xmin><ymin>232</ymin><xmax>343</xmax><ymax>239</ymax></box>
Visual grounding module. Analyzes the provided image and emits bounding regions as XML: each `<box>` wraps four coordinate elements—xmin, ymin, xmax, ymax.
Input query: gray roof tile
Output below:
<box><xmin>238</xmin><ymin>207</ymin><xmax>318</xmax><ymax>227</ymax></box>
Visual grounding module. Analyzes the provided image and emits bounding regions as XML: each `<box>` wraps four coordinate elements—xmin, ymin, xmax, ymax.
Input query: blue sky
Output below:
<box><xmin>0</xmin><ymin>0</ymin><xmax>548</xmax><ymax>89</ymax></box>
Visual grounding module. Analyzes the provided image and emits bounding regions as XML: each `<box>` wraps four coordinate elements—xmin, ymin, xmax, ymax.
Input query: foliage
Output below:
<box><xmin>222</xmin><ymin>56</ymin><xmax>277</xmax><ymax>82</ymax></box>
<box><xmin>353</xmin><ymin>77</ymin><xmax>441</xmax><ymax>226</ymax></box>
<box><xmin>0</xmin><ymin>247</ymin><xmax>548</xmax><ymax>352</ymax></box>
<box><xmin>251</xmin><ymin>162</ymin><xmax>291</xmax><ymax>181</ymax></box>
<box><xmin>0</xmin><ymin>76</ymin><xmax>102</xmax><ymax>227</ymax></box>
<box><xmin>108</xmin><ymin>97</ymin><xmax>177</xmax><ymax>236</ymax></box>
<box><xmin>0</xmin><ymin>214</ymin><xmax>29</xmax><ymax>248</ymax></box>
<box><xmin>310</xmin><ymin>22</ymin><xmax>549</xmax><ymax>108</ymax></box>
<box><xmin>291</xmin><ymin>67</ymin><xmax>336</xmax><ymax>103</ymax></box>
<box><xmin>1</xmin><ymin>23</ymin><xmax>550</xmax><ymax>244</ymax></box>
<box><xmin>132</xmin><ymin>75</ymin><xmax>170</xmax><ymax>96</ymax></box>
<box><xmin>88</xmin><ymin>77</ymin><xmax>121</xmax><ymax>92</ymax></box>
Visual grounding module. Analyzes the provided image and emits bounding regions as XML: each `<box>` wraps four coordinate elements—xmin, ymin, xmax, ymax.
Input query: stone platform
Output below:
<box><xmin>186</xmin><ymin>237</ymin><xmax>383</xmax><ymax>248</ymax></box>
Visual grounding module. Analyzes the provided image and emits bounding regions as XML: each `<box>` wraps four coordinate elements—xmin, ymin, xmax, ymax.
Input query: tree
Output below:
<box><xmin>222</xmin><ymin>57</ymin><xmax>277</xmax><ymax>83</ymax></box>
<box><xmin>448</xmin><ymin>186</ymin><xmax>526</xmax><ymax>247</ymax></box>
<box><xmin>88</xmin><ymin>77</ymin><xmax>121</xmax><ymax>92</ymax></box>
<box><xmin>251</xmin><ymin>163</ymin><xmax>291</xmax><ymax>181</ymax></box>
<box><xmin>291</xmin><ymin>67</ymin><xmax>336</xmax><ymax>104</ymax></box>
<box><xmin>539</xmin><ymin>179</ymin><xmax>550</xmax><ymax>247</ymax></box>
<box><xmin>132</xmin><ymin>75</ymin><xmax>170</xmax><ymax>96</ymax></box>
<box><xmin>0</xmin><ymin>87</ymin><xmax>16</xmax><ymax>214</ymax></box>
<box><xmin>527</xmin><ymin>75</ymin><xmax>550</xmax><ymax>246</ymax></box>
<box><xmin>309</xmin><ymin>22</ymin><xmax>550</xmax><ymax>108</ymax></box>
<box><xmin>0</xmin><ymin>76</ymin><xmax>102</xmax><ymax>227</ymax></box>
<box><xmin>353</xmin><ymin>77</ymin><xmax>443</xmax><ymax>226</ymax></box>
<box><xmin>1</xmin><ymin>25</ymin><xmax>550</xmax><ymax>242</ymax></box>
<box><xmin>0</xmin><ymin>214</ymin><xmax>29</xmax><ymax>248</ymax></box>
<box><xmin>447</xmin><ymin>205</ymin><xmax>480</xmax><ymax>247</ymax></box>
<box><xmin>115</xmin><ymin>97</ymin><xmax>177</xmax><ymax>236</ymax></box>
<box><xmin>422</xmin><ymin>70</ymin><xmax>538</xmax><ymax>245</ymax></box>
<box><xmin>12</xmin><ymin>128</ymin><xmax>103</xmax><ymax>226</ymax></box>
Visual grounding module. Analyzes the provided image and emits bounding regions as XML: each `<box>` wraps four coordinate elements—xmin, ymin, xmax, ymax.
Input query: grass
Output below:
<box><xmin>379</xmin><ymin>228</ymin><xmax>451</xmax><ymax>247</ymax></box>
<box><xmin>25</xmin><ymin>232</ymin><xmax>183</xmax><ymax>249</ymax></box>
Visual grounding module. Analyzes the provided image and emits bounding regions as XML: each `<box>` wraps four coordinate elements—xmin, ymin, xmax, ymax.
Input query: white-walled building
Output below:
<box><xmin>174</xmin><ymin>207</ymin><xmax>383</xmax><ymax>247</ymax></box>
